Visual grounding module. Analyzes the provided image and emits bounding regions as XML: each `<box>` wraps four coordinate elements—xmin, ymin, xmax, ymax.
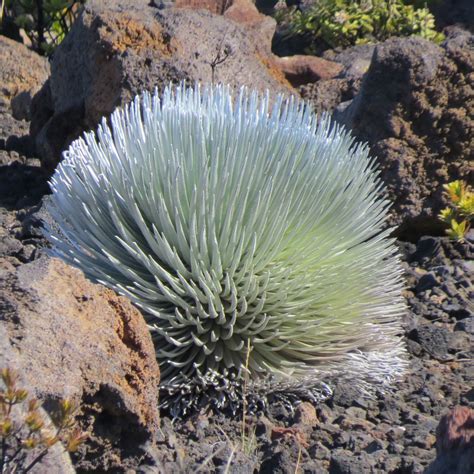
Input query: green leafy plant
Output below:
<box><xmin>439</xmin><ymin>180</ymin><xmax>473</xmax><ymax>241</ymax></box>
<box><xmin>0</xmin><ymin>368</ymin><xmax>87</xmax><ymax>473</ymax></box>
<box><xmin>0</xmin><ymin>0</ymin><xmax>85</xmax><ymax>55</ymax></box>
<box><xmin>276</xmin><ymin>0</ymin><xmax>444</xmax><ymax>52</ymax></box>
<box><xmin>45</xmin><ymin>83</ymin><xmax>407</xmax><ymax>411</ymax></box>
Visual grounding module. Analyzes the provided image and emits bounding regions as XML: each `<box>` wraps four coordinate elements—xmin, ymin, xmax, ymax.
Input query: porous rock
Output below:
<box><xmin>0</xmin><ymin>256</ymin><xmax>161</xmax><ymax>471</ymax></box>
<box><xmin>177</xmin><ymin>0</ymin><xmax>343</xmax><ymax>88</ymax></box>
<box><xmin>338</xmin><ymin>33</ymin><xmax>473</xmax><ymax>239</ymax></box>
<box><xmin>0</xmin><ymin>35</ymin><xmax>49</xmax><ymax>119</ymax></box>
<box><xmin>299</xmin><ymin>44</ymin><xmax>375</xmax><ymax>114</ymax></box>
<box><xmin>175</xmin><ymin>0</ymin><xmax>276</xmax><ymax>57</ymax></box>
<box><xmin>273</xmin><ymin>55</ymin><xmax>343</xmax><ymax>87</ymax></box>
<box><xmin>174</xmin><ymin>0</ymin><xmax>228</xmax><ymax>14</ymax></box>
<box><xmin>224</xmin><ymin>0</ymin><xmax>278</xmax><ymax>59</ymax></box>
<box><xmin>0</xmin><ymin>36</ymin><xmax>48</xmax><ymax>156</ymax></box>
<box><xmin>30</xmin><ymin>0</ymin><xmax>293</xmax><ymax>171</ymax></box>
<box><xmin>426</xmin><ymin>406</ymin><xmax>474</xmax><ymax>474</ymax></box>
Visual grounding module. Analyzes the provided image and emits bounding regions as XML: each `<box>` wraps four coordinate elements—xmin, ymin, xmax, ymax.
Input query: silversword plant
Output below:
<box><xmin>46</xmin><ymin>83</ymin><xmax>407</xmax><ymax>411</ymax></box>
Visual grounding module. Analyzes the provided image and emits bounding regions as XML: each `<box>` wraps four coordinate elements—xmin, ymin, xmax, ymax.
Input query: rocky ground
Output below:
<box><xmin>0</xmin><ymin>0</ymin><xmax>473</xmax><ymax>472</ymax></box>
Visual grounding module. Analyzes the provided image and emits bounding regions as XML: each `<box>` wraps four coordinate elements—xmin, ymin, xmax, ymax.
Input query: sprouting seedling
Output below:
<box><xmin>439</xmin><ymin>180</ymin><xmax>473</xmax><ymax>241</ymax></box>
<box><xmin>45</xmin><ymin>83</ymin><xmax>407</xmax><ymax>411</ymax></box>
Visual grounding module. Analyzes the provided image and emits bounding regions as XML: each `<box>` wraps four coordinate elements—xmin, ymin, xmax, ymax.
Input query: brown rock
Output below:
<box><xmin>174</xmin><ymin>0</ymin><xmax>275</xmax><ymax>55</ymax></box>
<box><xmin>0</xmin><ymin>35</ymin><xmax>49</xmax><ymax>119</ymax></box>
<box><xmin>174</xmin><ymin>0</ymin><xmax>229</xmax><ymax>14</ymax></box>
<box><xmin>299</xmin><ymin>43</ymin><xmax>375</xmax><ymax>114</ymax></box>
<box><xmin>177</xmin><ymin>0</ymin><xmax>344</xmax><ymax>88</ymax></box>
<box><xmin>426</xmin><ymin>406</ymin><xmax>474</xmax><ymax>474</ymax></box>
<box><xmin>30</xmin><ymin>0</ymin><xmax>293</xmax><ymax>171</ymax></box>
<box><xmin>174</xmin><ymin>0</ymin><xmax>286</xmax><ymax>84</ymax></box>
<box><xmin>338</xmin><ymin>33</ymin><xmax>473</xmax><ymax>238</ymax></box>
<box><xmin>299</xmin><ymin>78</ymin><xmax>352</xmax><ymax>114</ymax></box>
<box><xmin>294</xmin><ymin>401</ymin><xmax>319</xmax><ymax>427</ymax></box>
<box><xmin>436</xmin><ymin>406</ymin><xmax>474</xmax><ymax>451</ymax></box>
<box><xmin>271</xmin><ymin>426</ymin><xmax>309</xmax><ymax>447</ymax></box>
<box><xmin>0</xmin><ymin>256</ymin><xmax>161</xmax><ymax>471</ymax></box>
<box><xmin>274</xmin><ymin>55</ymin><xmax>343</xmax><ymax>87</ymax></box>
<box><xmin>224</xmin><ymin>0</ymin><xmax>277</xmax><ymax>58</ymax></box>
<box><xmin>225</xmin><ymin>0</ymin><xmax>265</xmax><ymax>24</ymax></box>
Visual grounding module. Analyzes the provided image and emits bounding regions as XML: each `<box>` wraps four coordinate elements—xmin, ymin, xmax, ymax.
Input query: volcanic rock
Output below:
<box><xmin>0</xmin><ymin>35</ymin><xmax>49</xmax><ymax>119</ymax></box>
<box><xmin>30</xmin><ymin>0</ymin><xmax>293</xmax><ymax>171</ymax></box>
<box><xmin>337</xmin><ymin>33</ymin><xmax>473</xmax><ymax>238</ymax></box>
<box><xmin>426</xmin><ymin>406</ymin><xmax>474</xmax><ymax>474</ymax></box>
<box><xmin>0</xmin><ymin>257</ymin><xmax>161</xmax><ymax>471</ymax></box>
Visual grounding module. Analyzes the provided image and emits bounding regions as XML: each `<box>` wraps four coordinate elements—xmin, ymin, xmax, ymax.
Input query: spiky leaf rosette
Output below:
<box><xmin>46</xmin><ymin>84</ymin><xmax>407</xmax><ymax>406</ymax></box>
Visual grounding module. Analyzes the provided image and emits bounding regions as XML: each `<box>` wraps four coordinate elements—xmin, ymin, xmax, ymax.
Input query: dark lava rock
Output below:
<box><xmin>431</xmin><ymin>4</ymin><xmax>474</xmax><ymax>32</ymax></box>
<box><xmin>329</xmin><ymin>449</ymin><xmax>376</xmax><ymax>474</ymax></box>
<box><xmin>260</xmin><ymin>449</ymin><xmax>294</xmax><ymax>474</ymax></box>
<box><xmin>454</xmin><ymin>317</ymin><xmax>474</xmax><ymax>334</ymax></box>
<box><xmin>415</xmin><ymin>272</ymin><xmax>439</xmax><ymax>293</ymax></box>
<box><xmin>445</xmin><ymin>304</ymin><xmax>473</xmax><ymax>320</ymax></box>
<box><xmin>411</xmin><ymin>237</ymin><xmax>446</xmax><ymax>265</ymax></box>
<box><xmin>408</xmin><ymin>325</ymin><xmax>451</xmax><ymax>361</ymax></box>
<box><xmin>0</xmin><ymin>158</ymin><xmax>49</xmax><ymax>208</ymax></box>
<box><xmin>299</xmin><ymin>44</ymin><xmax>375</xmax><ymax>115</ymax></box>
<box><xmin>338</xmin><ymin>34</ymin><xmax>473</xmax><ymax>239</ymax></box>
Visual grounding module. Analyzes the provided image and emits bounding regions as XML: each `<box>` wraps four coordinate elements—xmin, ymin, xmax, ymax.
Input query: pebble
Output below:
<box><xmin>364</xmin><ymin>438</ymin><xmax>387</xmax><ymax>453</ymax></box>
<box><xmin>329</xmin><ymin>449</ymin><xmax>376</xmax><ymax>474</ymax></box>
<box><xmin>309</xmin><ymin>441</ymin><xmax>331</xmax><ymax>460</ymax></box>
<box><xmin>408</xmin><ymin>325</ymin><xmax>451</xmax><ymax>360</ymax></box>
<box><xmin>338</xmin><ymin>416</ymin><xmax>376</xmax><ymax>432</ymax></box>
<box><xmin>440</xmin><ymin>281</ymin><xmax>458</xmax><ymax>297</ymax></box>
<box><xmin>388</xmin><ymin>442</ymin><xmax>404</xmax><ymax>454</ymax></box>
<box><xmin>413</xmin><ymin>433</ymin><xmax>436</xmax><ymax>449</ymax></box>
<box><xmin>416</xmin><ymin>272</ymin><xmax>439</xmax><ymax>293</ymax></box>
<box><xmin>345</xmin><ymin>407</ymin><xmax>367</xmax><ymax>420</ymax></box>
<box><xmin>454</xmin><ymin>316</ymin><xmax>474</xmax><ymax>334</ymax></box>
<box><xmin>294</xmin><ymin>402</ymin><xmax>318</xmax><ymax>427</ymax></box>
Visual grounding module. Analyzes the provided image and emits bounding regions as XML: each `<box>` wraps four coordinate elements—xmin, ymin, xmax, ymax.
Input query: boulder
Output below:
<box><xmin>223</xmin><ymin>0</ymin><xmax>277</xmax><ymax>57</ymax></box>
<box><xmin>430</xmin><ymin>0</ymin><xmax>474</xmax><ymax>31</ymax></box>
<box><xmin>174</xmin><ymin>0</ymin><xmax>229</xmax><ymax>14</ymax></box>
<box><xmin>176</xmin><ymin>0</ymin><xmax>343</xmax><ymax>88</ymax></box>
<box><xmin>0</xmin><ymin>35</ymin><xmax>49</xmax><ymax>156</ymax></box>
<box><xmin>338</xmin><ymin>33</ymin><xmax>473</xmax><ymax>239</ymax></box>
<box><xmin>299</xmin><ymin>44</ymin><xmax>375</xmax><ymax>114</ymax></box>
<box><xmin>30</xmin><ymin>0</ymin><xmax>293</xmax><ymax>171</ymax></box>
<box><xmin>274</xmin><ymin>55</ymin><xmax>343</xmax><ymax>87</ymax></box>
<box><xmin>0</xmin><ymin>113</ymin><xmax>30</xmax><ymax>149</ymax></box>
<box><xmin>0</xmin><ymin>256</ymin><xmax>161</xmax><ymax>471</ymax></box>
<box><xmin>175</xmin><ymin>0</ymin><xmax>277</xmax><ymax>57</ymax></box>
<box><xmin>426</xmin><ymin>406</ymin><xmax>474</xmax><ymax>474</ymax></box>
<box><xmin>0</xmin><ymin>35</ymin><xmax>49</xmax><ymax>119</ymax></box>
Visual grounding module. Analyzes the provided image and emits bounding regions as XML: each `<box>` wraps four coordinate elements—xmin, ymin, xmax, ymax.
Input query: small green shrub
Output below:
<box><xmin>0</xmin><ymin>368</ymin><xmax>87</xmax><ymax>473</ymax></box>
<box><xmin>276</xmin><ymin>0</ymin><xmax>444</xmax><ymax>52</ymax></box>
<box><xmin>0</xmin><ymin>0</ymin><xmax>85</xmax><ymax>55</ymax></box>
<box><xmin>439</xmin><ymin>180</ymin><xmax>473</xmax><ymax>242</ymax></box>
